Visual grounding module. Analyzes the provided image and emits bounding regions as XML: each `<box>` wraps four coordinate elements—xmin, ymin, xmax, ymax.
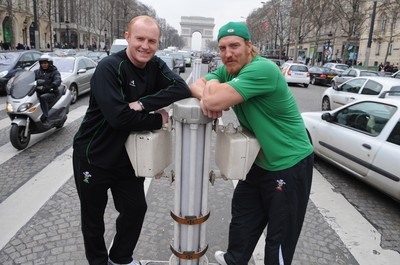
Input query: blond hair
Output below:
<box><xmin>126</xmin><ymin>15</ymin><xmax>161</xmax><ymax>39</ymax></box>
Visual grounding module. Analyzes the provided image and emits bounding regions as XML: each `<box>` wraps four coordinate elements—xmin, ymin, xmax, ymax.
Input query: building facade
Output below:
<box><xmin>0</xmin><ymin>0</ymin><xmax>113</xmax><ymax>51</ymax></box>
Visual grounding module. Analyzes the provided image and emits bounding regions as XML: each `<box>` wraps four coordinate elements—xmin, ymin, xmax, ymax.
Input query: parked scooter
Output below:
<box><xmin>5</xmin><ymin>70</ymin><xmax>71</xmax><ymax>150</ymax></box>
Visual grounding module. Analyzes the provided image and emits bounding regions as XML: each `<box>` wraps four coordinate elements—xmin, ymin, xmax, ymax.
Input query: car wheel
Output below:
<box><xmin>304</xmin><ymin>83</ymin><xmax>309</xmax><ymax>88</ymax></box>
<box><xmin>311</xmin><ymin>77</ymin><xmax>316</xmax><ymax>85</ymax></box>
<box><xmin>70</xmin><ymin>84</ymin><xmax>78</xmax><ymax>104</ymax></box>
<box><xmin>322</xmin><ymin>96</ymin><xmax>331</xmax><ymax>110</ymax></box>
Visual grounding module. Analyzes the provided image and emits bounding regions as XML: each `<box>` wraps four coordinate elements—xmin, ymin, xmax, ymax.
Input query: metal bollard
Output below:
<box><xmin>192</xmin><ymin>59</ymin><xmax>202</xmax><ymax>82</ymax></box>
<box><xmin>169</xmin><ymin>98</ymin><xmax>213</xmax><ymax>265</ymax></box>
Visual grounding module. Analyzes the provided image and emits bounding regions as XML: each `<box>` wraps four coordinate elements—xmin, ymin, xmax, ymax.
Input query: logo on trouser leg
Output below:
<box><xmin>276</xmin><ymin>179</ymin><xmax>286</xmax><ymax>191</ymax></box>
<box><xmin>83</xmin><ymin>171</ymin><xmax>92</xmax><ymax>184</ymax></box>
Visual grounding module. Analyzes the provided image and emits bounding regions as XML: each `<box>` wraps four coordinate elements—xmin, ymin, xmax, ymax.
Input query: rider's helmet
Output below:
<box><xmin>38</xmin><ymin>54</ymin><xmax>53</xmax><ymax>66</ymax></box>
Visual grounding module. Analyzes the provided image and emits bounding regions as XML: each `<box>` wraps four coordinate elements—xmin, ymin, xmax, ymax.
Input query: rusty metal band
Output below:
<box><xmin>170</xmin><ymin>211</ymin><xmax>210</xmax><ymax>225</ymax></box>
<box><xmin>170</xmin><ymin>244</ymin><xmax>208</xmax><ymax>260</ymax></box>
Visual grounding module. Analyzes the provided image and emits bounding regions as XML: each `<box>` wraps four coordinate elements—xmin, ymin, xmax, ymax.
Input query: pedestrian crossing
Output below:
<box><xmin>0</xmin><ymin>104</ymin><xmax>398</xmax><ymax>264</ymax></box>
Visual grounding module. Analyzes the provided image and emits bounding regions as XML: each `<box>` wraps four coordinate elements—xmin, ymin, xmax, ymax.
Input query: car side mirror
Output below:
<box><xmin>321</xmin><ymin>112</ymin><xmax>335</xmax><ymax>122</ymax></box>
<box><xmin>77</xmin><ymin>68</ymin><xmax>87</xmax><ymax>74</ymax></box>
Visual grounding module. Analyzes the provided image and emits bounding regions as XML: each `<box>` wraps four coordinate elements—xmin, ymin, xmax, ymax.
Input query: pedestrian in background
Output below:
<box><xmin>72</xmin><ymin>15</ymin><xmax>191</xmax><ymax>265</ymax></box>
<box><xmin>190</xmin><ymin>21</ymin><xmax>314</xmax><ymax>265</ymax></box>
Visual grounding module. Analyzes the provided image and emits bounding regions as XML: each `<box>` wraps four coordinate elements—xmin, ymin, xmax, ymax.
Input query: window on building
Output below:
<box><xmin>379</xmin><ymin>16</ymin><xmax>387</xmax><ymax>31</ymax></box>
<box><xmin>375</xmin><ymin>42</ymin><xmax>381</xmax><ymax>56</ymax></box>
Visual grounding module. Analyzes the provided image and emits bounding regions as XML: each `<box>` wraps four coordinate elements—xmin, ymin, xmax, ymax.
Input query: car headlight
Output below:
<box><xmin>6</xmin><ymin>103</ymin><xmax>13</xmax><ymax>112</ymax></box>
<box><xmin>0</xmin><ymin>70</ymin><xmax>8</xmax><ymax>78</ymax></box>
<box><xmin>17</xmin><ymin>103</ymin><xmax>33</xmax><ymax>112</ymax></box>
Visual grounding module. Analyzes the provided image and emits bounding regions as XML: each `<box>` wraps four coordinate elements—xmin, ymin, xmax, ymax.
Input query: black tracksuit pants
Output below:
<box><xmin>223</xmin><ymin>153</ymin><xmax>314</xmax><ymax>265</ymax></box>
<box><xmin>73</xmin><ymin>151</ymin><xmax>147</xmax><ymax>265</ymax></box>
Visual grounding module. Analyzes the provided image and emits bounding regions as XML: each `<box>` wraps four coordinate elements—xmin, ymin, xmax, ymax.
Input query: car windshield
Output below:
<box><xmin>291</xmin><ymin>65</ymin><xmax>308</xmax><ymax>72</ymax></box>
<box><xmin>360</xmin><ymin>71</ymin><xmax>379</xmax><ymax>77</ymax></box>
<box><xmin>336</xmin><ymin>65</ymin><xmax>349</xmax><ymax>70</ymax></box>
<box><xmin>52</xmin><ymin>58</ymin><xmax>75</xmax><ymax>73</ymax></box>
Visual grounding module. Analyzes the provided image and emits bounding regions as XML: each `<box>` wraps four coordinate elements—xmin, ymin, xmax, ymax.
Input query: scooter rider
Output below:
<box><xmin>34</xmin><ymin>54</ymin><xmax>61</xmax><ymax>124</ymax></box>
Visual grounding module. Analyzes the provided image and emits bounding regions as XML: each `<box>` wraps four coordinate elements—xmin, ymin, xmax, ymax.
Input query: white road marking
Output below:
<box><xmin>0</xmin><ymin>148</ymin><xmax>73</xmax><ymax>250</ymax></box>
<box><xmin>310</xmin><ymin>169</ymin><xmax>400</xmax><ymax>265</ymax></box>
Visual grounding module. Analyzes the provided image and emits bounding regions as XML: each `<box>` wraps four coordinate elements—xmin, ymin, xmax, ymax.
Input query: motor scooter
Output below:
<box><xmin>5</xmin><ymin>70</ymin><xmax>71</xmax><ymax>150</ymax></box>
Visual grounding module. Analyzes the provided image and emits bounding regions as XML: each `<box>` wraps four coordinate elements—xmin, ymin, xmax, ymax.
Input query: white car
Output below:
<box><xmin>321</xmin><ymin>76</ymin><xmax>400</xmax><ymax>110</ymax></box>
<box><xmin>302</xmin><ymin>90</ymin><xmax>400</xmax><ymax>201</ymax></box>
<box><xmin>281</xmin><ymin>62</ymin><xmax>310</xmax><ymax>88</ymax></box>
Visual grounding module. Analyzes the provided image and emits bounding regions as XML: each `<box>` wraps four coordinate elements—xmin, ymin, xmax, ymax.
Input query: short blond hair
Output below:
<box><xmin>126</xmin><ymin>15</ymin><xmax>161</xmax><ymax>39</ymax></box>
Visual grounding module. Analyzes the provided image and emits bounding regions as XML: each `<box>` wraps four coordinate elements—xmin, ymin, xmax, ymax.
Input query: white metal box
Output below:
<box><xmin>215</xmin><ymin>124</ymin><xmax>261</xmax><ymax>180</ymax></box>
<box><xmin>125</xmin><ymin>129</ymin><xmax>173</xmax><ymax>178</ymax></box>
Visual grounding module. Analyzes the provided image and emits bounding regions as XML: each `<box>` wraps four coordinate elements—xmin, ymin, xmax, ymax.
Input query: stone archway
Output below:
<box><xmin>180</xmin><ymin>16</ymin><xmax>214</xmax><ymax>51</ymax></box>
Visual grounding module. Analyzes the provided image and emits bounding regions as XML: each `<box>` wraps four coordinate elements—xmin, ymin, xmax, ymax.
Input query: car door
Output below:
<box><xmin>316</xmin><ymin>101</ymin><xmax>392</xmax><ymax>177</ymax></box>
<box><xmin>75</xmin><ymin>59</ymin><xmax>89</xmax><ymax>93</ymax></box>
<box><xmin>366</xmin><ymin>114</ymin><xmax>400</xmax><ymax>200</ymax></box>
<box><xmin>330</xmin><ymin>78</ymin><xmax>367</xmax><ymax>109</ymax></box>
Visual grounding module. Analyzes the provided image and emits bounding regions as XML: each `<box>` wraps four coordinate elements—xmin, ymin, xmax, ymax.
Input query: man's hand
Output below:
<box><xmin>200</xmin><ymin>99</ymin><xmax>223</xmax><ymax>119</ymax></box>
<box><xmin>155</xmin><ymin>109</ymin><xmax>169</xmax><ymax>125</ymax></box>
<box><xmin>129</xmin><ymin>101</ymin><xmax>143</xmax><ymax>111</ymax></box>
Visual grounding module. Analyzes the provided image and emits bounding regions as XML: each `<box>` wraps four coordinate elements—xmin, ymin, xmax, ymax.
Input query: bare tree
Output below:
<box><xmin>307</xmin><ymin>0</ymin><xmax>336</xmax><ymax>65</ymax></box>
<box><xmin>375</xmin><ymin>0</ymin><xmax>400</xmax><ymax>65</ymax></box>
<box><xmin>332</xmin><ymin>0</ymin><xmax>370</xmax><ymax>64</ymax></box>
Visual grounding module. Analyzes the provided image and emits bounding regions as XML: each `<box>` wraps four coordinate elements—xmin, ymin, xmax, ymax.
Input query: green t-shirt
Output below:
<box><xmin>205</xmin><ymin>56</ymin><xmax>313</xmax><ymax>171</ymax></box>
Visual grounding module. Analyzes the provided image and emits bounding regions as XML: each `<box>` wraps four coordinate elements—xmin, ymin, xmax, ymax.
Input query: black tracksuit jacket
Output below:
<box><xmin>73</xmin><ymin>50</ymin><xmax>191</xmax><ymax>169</ymax></box>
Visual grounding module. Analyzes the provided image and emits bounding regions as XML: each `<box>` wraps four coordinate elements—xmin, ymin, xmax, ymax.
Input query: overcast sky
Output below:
<box><xmin>139</xmin><ymin>0</ymin><xmax>264</xmax><ymax>50</ymax></box>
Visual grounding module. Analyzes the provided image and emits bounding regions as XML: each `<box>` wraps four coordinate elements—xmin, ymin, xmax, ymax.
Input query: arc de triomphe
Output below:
<box><xmin>180</xmin><ymin>16</ymin><xmax>215</xmax><ymax>51</ymax></box>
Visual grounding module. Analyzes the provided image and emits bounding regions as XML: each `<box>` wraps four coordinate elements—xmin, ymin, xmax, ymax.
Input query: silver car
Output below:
<box><xmin>30</xmin><ymin>56</ymin><xmax>97</xmax><ymax>104</ymax></box>
<box><xmin>332</xmin><ymin>68</ymin><xmax>379</xmax><ymax>88</ymax></box>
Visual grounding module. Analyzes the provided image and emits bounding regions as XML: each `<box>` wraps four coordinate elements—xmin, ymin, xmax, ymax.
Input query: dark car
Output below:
<box><xmin>201</xmin><ymin>52</ymin><xmax>213</xmax><ymax>64</ymax></box>
<box><xmin>0</xmin><ymin>50</ymin><xmax>43</xmax><ymax>94</ymax></box>
<box><xmin>171</xmin><ymin>53</ymin><xmax>186</xmax><ymax>73</ymax></box>
<box><xmin>308</xmin><ymin>66</ymin><xmax>337</xmax><ymax>86</ymax></box>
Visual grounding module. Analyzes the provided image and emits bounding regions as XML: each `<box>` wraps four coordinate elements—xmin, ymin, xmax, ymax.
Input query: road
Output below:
<box><xmin>0</xmin><ymin>63</ymin><xmax>398</xmax><ymax>265</ymax></box>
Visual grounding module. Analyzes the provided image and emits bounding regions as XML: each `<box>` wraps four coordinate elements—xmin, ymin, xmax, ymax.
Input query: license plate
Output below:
<box><xmin>328</xmin><ymin>75</ymin><xmax>334</xmax><ymax>78</ymax></box>
<box><xmin>294</xmin><ymin>72</ymin><xmax>304</xmax><ymax>76</ymax></box>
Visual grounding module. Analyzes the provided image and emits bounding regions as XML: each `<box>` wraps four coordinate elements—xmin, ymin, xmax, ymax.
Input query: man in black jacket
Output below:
<box><xmin>34</xmin><ymin>54</ymin><xmax>61</xmax><ymax>124</ymax></box>
<box><xmin>73</xmin><ymin>16</ymin><xmax>191</xmax><ymax>265</ymax></box>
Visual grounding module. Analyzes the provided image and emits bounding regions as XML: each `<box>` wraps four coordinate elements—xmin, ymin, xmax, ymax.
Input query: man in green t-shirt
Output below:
<box><xmin>190</xmin><ymin>22</ymin><xmax>314</xmax><ymax>265</ymax></box>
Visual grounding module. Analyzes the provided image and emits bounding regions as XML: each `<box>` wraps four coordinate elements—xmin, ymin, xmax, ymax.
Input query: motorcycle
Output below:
<box><xmin>5</xmin><ymin>70</ymin><xmax>71</xmax><ymax>150</ymax></box>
